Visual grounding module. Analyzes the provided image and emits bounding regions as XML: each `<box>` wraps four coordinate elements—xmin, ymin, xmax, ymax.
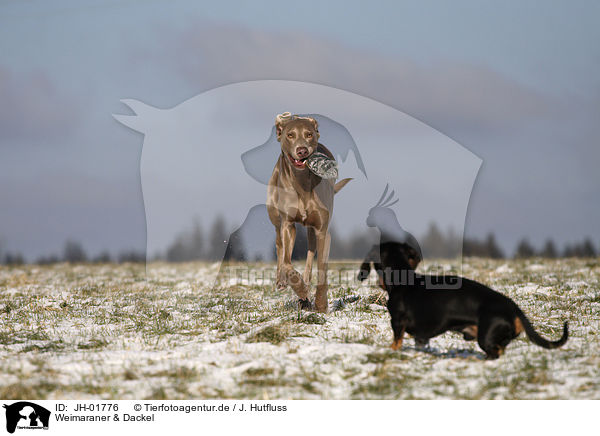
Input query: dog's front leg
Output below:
<box><xmin>314</xmin><ymin>230</ymin><xmax>331</xmax><ymax>313</ymax></box>
<box><xmin>280</xmin><ymin>221</ymin><xmax>310</xmax><ymax>301</ymax></box>
<box><xmin>389</xmin><ymin>303</ymin><xmax>406</xmax><ymax>350</ymax></box>
<box><xmin>303</xmin><ymin>227</ymin><xmax>316</xmax><ymax>285</ymax></box>
<box><xmin>274</xmin><ymin>227</ymin><xmax>286</xmax><ymax>290</ymax></box>
<box><xmin>391</xmin><ymin>323</ymin><xmax>406</xmax><ymax>351</ymax></box>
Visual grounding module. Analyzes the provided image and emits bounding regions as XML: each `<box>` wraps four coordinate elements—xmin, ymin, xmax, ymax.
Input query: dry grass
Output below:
<box><xmin>0</xmin><ymin>258</ymin><xmax>598</xmax><ymax>399</ymax></box>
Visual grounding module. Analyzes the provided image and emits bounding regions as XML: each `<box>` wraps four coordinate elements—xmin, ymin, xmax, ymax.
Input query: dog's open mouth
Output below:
<box><xmin>287</xmin><ymin>153</ymin><xmax>308</xmax><ymax>168</ymax></box>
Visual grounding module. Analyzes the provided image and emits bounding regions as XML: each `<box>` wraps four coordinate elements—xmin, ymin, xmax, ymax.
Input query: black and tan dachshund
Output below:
<box><xmin>358</xmin><ymin>241</ymin><xmax>569</xmax><ymax>359</ymax></box>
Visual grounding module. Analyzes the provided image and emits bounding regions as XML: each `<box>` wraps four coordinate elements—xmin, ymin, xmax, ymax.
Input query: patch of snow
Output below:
<box><xmin>495</xmin><ymin>264</ymin><xmax>513</xmax><ymax>274</ymax></box>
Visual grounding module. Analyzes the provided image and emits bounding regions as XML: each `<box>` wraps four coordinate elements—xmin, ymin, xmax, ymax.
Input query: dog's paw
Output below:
<box><xmin>390</xmin><ymin>339</ymin><xmax>403</xmax><ymax>351</ymax></box>
<box><xmin>314</xmin><ymin>285</ymin><xmax>329</xmax><ymax>313</ymax></box>
<box><xmin>298</xmin><ymin>298</ymin><xmax>313</xmax><ymax>311</ymax></box>
<box><xmin>314</xmin><ymin>297</ymin><xmax>328</xmax><ymax>313</ymax></box>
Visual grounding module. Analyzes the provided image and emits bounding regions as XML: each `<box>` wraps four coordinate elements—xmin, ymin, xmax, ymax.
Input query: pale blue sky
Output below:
<box><xmin>3</xmin><ymin>0</ymin><xmax>598</xmax><ymax>93</ymax></box>
<box><xmin>1</xmin><ymin>0</ymin><xmax>599</xmax><ymax>259</ymax></box>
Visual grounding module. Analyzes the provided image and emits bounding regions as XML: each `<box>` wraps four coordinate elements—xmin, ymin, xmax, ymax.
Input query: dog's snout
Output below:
<box><xmin>296</xmin><ymin>147</ymin><xmax>309</xmax><ymax>159</ymax></box>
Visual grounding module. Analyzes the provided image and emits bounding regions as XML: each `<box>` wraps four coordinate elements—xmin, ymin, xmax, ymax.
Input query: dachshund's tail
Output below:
<box><xmin>516</xmin><ymin>309</ymin><xmax>568</xmax><ymax>349</ymax></box>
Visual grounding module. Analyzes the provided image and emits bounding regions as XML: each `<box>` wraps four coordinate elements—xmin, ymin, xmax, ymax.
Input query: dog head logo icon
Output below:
<box><xmin>3</xmin><ymin>402</ymin><xmax>50</xmax><ymax>434</ymax></box>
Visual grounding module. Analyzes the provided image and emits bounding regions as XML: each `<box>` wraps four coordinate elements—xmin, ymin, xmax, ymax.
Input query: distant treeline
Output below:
<box><xmin>0</xmin><ymin>219</ymin><xmax>597</xmax><ymax>265</ymax></box>
<box><xmin>0</xmin><ymin>240</ymin><xmax>146</xmax><ymax>265</ymax></box>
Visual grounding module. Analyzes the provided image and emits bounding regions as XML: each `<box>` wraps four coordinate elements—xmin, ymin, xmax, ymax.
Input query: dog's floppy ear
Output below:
<box><xmin>374</xmin><ymin>262</ymin><xmax>387</xmax><ymax>291</ymax></box>
<box><xmin>400</xmin><ymin>243</ymin><xmax>421</xmax><ymax>270</ymax></box>
<box><xmin>275</xmin><ymin>112</ymin><xmax>292</xmax><ymax>141</ymax></box>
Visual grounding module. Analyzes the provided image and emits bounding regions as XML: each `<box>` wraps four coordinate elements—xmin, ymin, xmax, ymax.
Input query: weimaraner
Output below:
<box><xmin>267</xmin><ymin>112</ymin><xmax>350</xmax><ymax>313</ymax></box>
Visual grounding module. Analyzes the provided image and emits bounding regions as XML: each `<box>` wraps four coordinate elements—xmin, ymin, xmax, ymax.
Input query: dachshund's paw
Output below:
<box><xmin>390</xmin><ymin>339</ymin><xmax>403</xmax><ymax>351</ymax></box>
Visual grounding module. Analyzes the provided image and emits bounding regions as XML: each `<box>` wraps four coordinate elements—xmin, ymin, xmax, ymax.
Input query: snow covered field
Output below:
<box><xmin>1</xmin><ymin>258</ymin><xmax>599</xmax><ymax>400</ymax></box>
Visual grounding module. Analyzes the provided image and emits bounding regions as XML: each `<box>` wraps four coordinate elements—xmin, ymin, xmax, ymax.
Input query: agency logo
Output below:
<box><xmin>2</xmin><ymin>402</ymin><xmax>50</xmax><ymax>434</ymax></box>
<box><xmin>114</xmin><ymin>80</ymin><xmax>481</xmax><ymax>288</ymax></box>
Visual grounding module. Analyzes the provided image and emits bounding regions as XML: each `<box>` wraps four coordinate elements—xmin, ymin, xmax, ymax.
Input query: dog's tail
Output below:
<box><xmin>334</xmin><ymin>178</ymin><xmax>352</xmax><ymax>194</ymax></box>
<box><xmin>516</xmin><ymin>308</ymin><xmax>568</xmax><ymax>349</ymax></box>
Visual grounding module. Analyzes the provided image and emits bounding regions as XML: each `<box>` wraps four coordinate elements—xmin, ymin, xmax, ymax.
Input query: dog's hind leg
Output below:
<box><xmin>461</xmin><ymin>325</ymin><xmax>478</xmax><ymax>341</ymax></box>
<box><xmin>477</xmin><ymin>316</ymin><xmax>513</xmax><ymax>359</ymax></box>
<box><xmin>303</xmin><ymin>227</ymin><xmax>316</xmax><ymax>285</ymax></box>
<box><xmin>391</xmin><ymin>324</ymin><xmax>406</xmax><ymax>350</ymax></box>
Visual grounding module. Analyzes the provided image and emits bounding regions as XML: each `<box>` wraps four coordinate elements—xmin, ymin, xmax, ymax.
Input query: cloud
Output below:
<box><xmin>160</xmin><ymin>23</ymin><xmax>555</xmax><ymax>135</ymax></box>
<box><xmin>130</xmin><ymin>22</ymin><xmax>599</xmax><ymax>251</ymax></box>
<box><xmin>0</xmin><ymin>66</ymin><xmax>80</xmax><ymax>141</ymax></box>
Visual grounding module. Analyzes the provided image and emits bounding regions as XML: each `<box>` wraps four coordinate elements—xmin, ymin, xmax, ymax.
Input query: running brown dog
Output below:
<box><xmin>267</xmin><ymin>112</ymin><xmax>350</xmax><ymax>312</ymax></box>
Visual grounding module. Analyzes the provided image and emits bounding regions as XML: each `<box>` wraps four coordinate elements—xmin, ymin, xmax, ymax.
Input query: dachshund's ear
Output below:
<box><xmin>401</xmin><ymin>245</ymin><xmax>420</xmax><ymax>270</ymax></box>
<box><xmin>373</xmin><ymin>262</ymin><xmax>387</xmax><ymax>292</ymax></box>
